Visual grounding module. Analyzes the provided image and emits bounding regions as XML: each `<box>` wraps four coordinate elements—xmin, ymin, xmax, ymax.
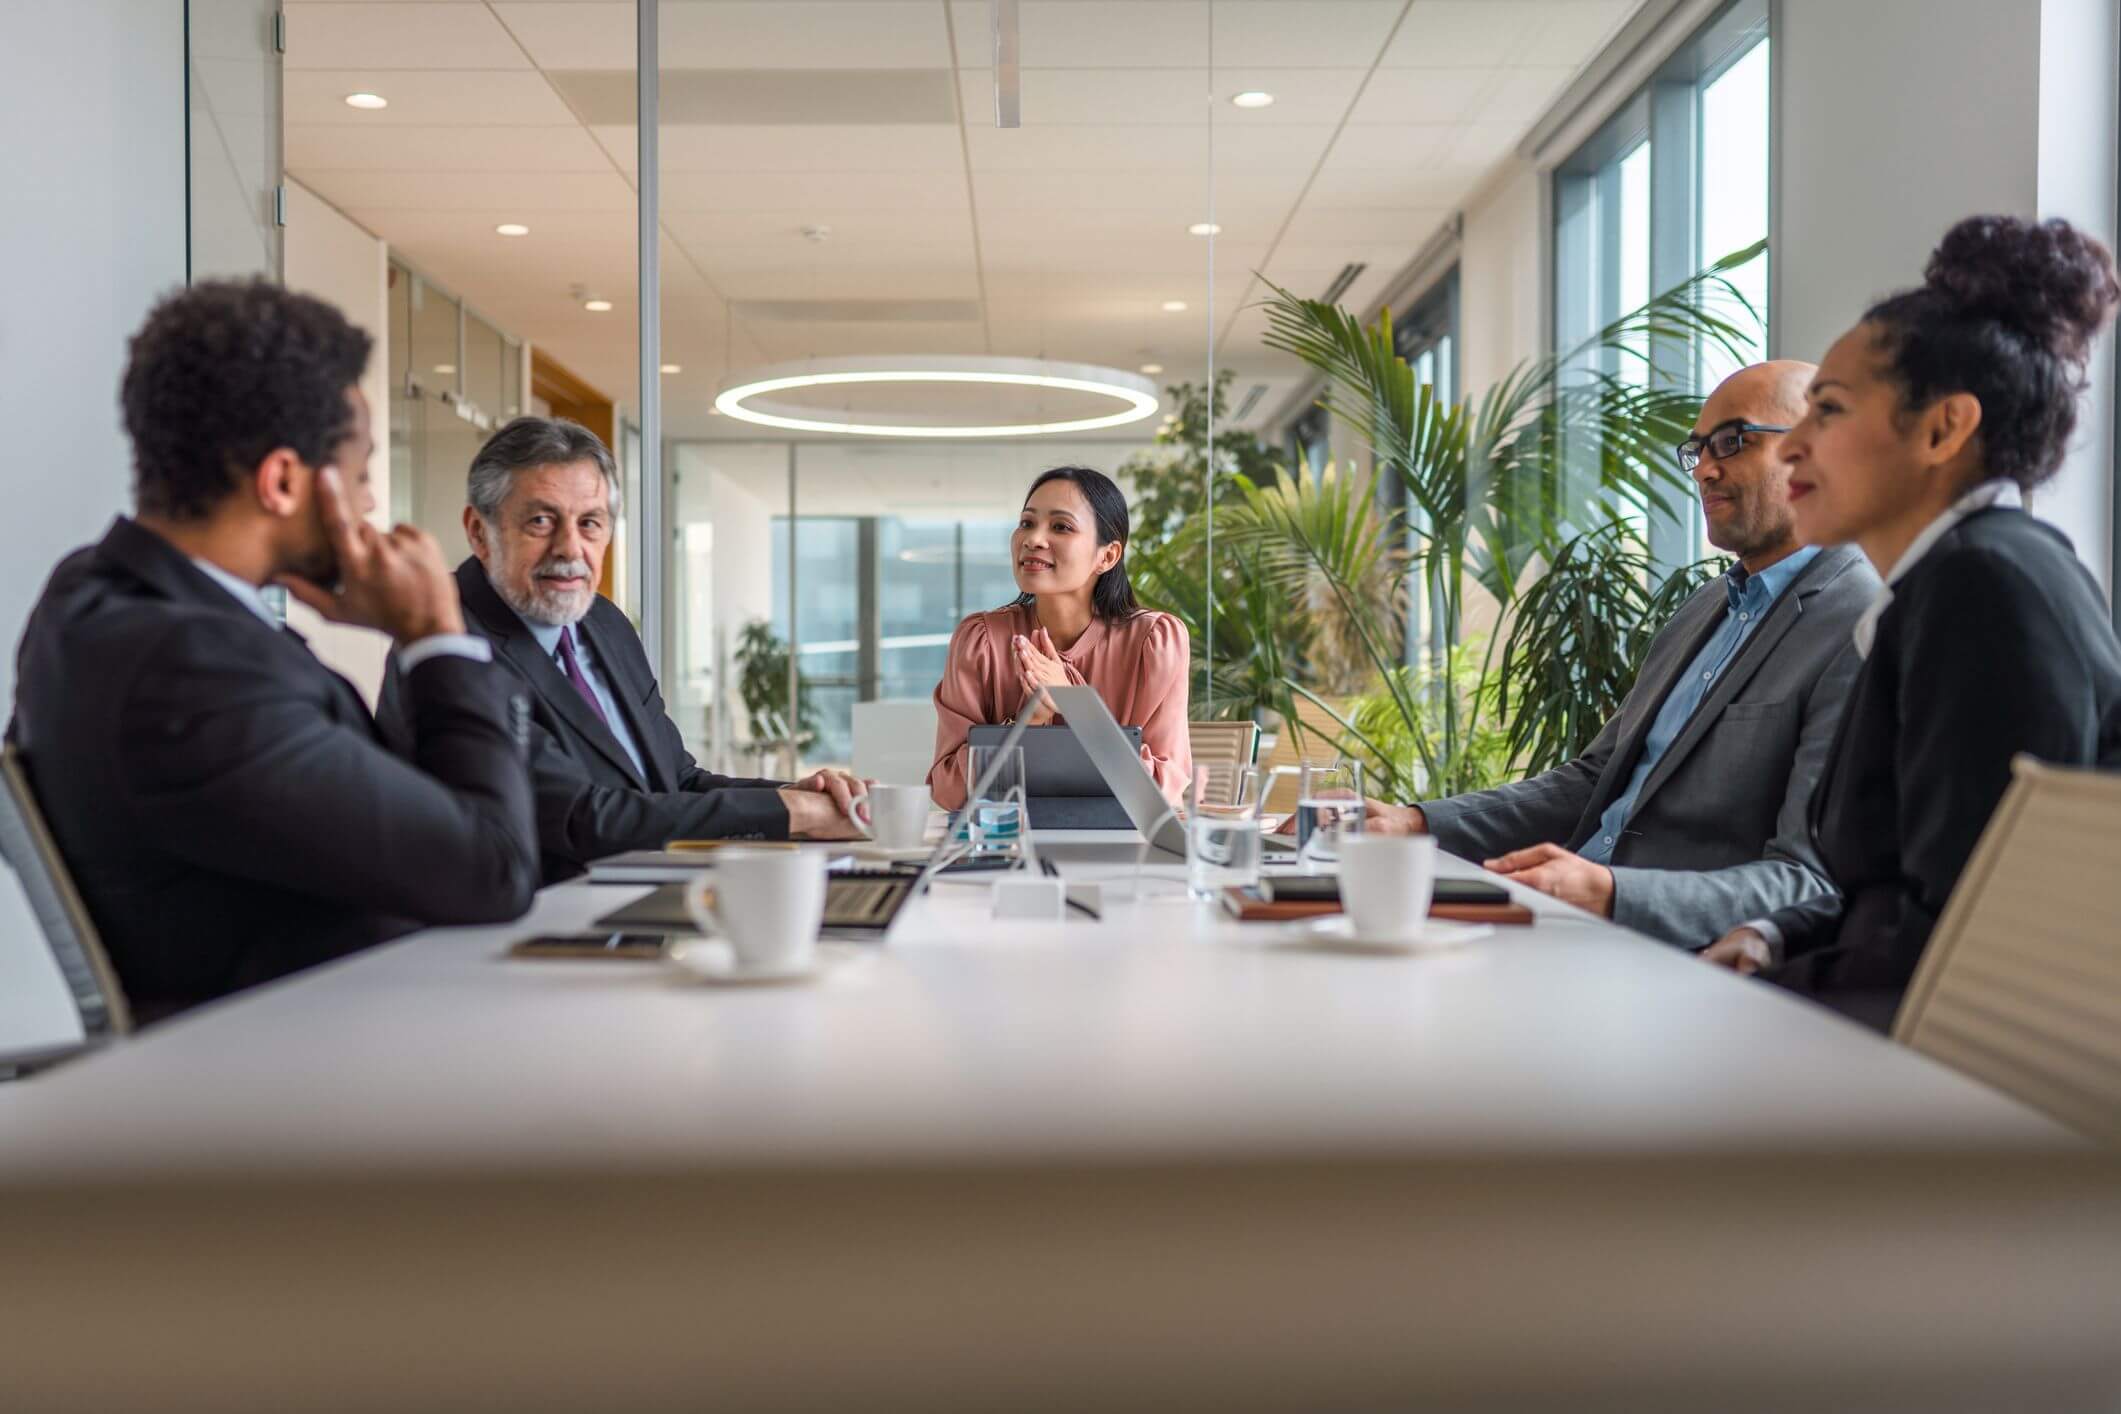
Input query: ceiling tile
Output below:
<box><xmin>663</xmin><ymin>207</ymin><xmax>965</xmax><ymax>247</ymax></box>
<box><xmin>597</xmin><ymin>124</ymin><xmax>965</xmax><ymax>175</ymax></box>
<box><xmin>288</xmin><ymin>124</ymin><xmax>616</xmax><ymax>172</ymax></box>
<box><xmin>496</xmin><ymin>2</ymin><xmax>951</xmax><ymax>71</ymax></box>
<box><xmin>294</xmin><ymin>169</ymin><xmax>637</xmax><ymax>213</ymax></box>
<box><xmin>1303</xmin><ymin>161</ymin><xmax>1488</xmax><ymax>207</ymax></box>
<box><xmin>1316</xmin><ymin>122</ymin><xmax>1459</xmax><ymax>171</ymax></box>
<box><xmin>1205</xmin><ymin>67</ymin><xmax>1380</xmax><ymax>124</ymax></box>
<box><xmin>1346</xmin><ymin>66</ymin><xmax>1499</xmax><ymax>124</ymax></box>
<box><xmin>1208</xmin><ymin>1</ymin><xmax>1404</xmax><ymax>68</ymax></box>
<box><xmin>956</xmin><ymin>68</ymin><xmax>1211</xmax><ymax>127</ymax></box>
<box><xmin>285</xmin><ymin>70</ymin><xmax>580</xmax><ymax>127</ymax></box>
<box><xmin>948</xmin><ymin>1</ymin><xmax>1210</xmax><ymax>68</ymax></box>
<box><xmin>1474</xmin><ymin>65</ymin><xmax>1578</xmax><ymax>123</ymax></box>
<box><xmin>284</xmin><ymin>3</ymin><xmax>531</xmax><ymax>69</ymax></box>
<box><xmin>965</xmin><ymin>123</ymin><xmax>1212</xmax><ymax>172</ymax></box>
<box><xmin>664</xmin><ymin>169</ymin><xmax>970</xmax><ymax>214</ymax></box>
<box><xmin>1380</xmin><ymin>1</ymin><xmax>1544</xmax><ymax>68</ymax></box>
<box><xmin>1519</xmin><ymin>0</ymin><xmax>1641</xmax><ymax>68</ymax></box>
<box><xmin>1278</xmin><ymin>205</ymin><xmax>1453</xmax><ymax>245</ymax></box>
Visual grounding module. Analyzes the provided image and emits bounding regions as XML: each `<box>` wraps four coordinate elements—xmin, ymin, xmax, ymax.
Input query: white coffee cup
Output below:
<box><xmin>1337</xmin><ymin>834</ymin><xmax>1438</xmax><ymax>941</ymax></box>
<box><xmin>866</xmin><ymin>783</ymin><xmax>932</xmax><ymax>851</ymax></box>
<box><xmin>684</xmin><ymin>849</ymin><xmax>826</xmax><ymax>972</ymax></box>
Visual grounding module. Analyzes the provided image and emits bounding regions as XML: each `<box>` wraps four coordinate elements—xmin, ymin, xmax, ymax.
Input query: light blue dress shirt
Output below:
<box><xmin>1578</xmin><ymin>546</ymin><xmax>1819</xmax><ymax>867</ymax></box>
<box><xmin>187</xmin><ymin>556</ymin><xmax>490</xmax><ymax>671</ymax></box>
<box><xmin>521</xmin><ymin>615</ymin><xmax>649</xmax><ymax>783</ymax></box>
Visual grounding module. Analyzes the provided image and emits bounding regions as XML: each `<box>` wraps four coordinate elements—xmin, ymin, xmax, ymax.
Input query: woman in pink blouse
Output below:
<box><xmin>928</xmin><ymin>466</ymin><xmax>1191</xmax><ymax>810</ymax></box>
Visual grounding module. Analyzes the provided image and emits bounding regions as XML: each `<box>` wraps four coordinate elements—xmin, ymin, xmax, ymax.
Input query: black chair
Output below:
<box><xmin>0</xmin><ymin>743</ymin><xmax>131</xmax><ymax>1074</ymax></box>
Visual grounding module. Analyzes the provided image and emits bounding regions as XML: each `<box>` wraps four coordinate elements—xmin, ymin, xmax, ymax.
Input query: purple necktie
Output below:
<box><xmin>555</xmin><ymin>626</ymin><xmax>610</xmax><ymax>730</ymax></box>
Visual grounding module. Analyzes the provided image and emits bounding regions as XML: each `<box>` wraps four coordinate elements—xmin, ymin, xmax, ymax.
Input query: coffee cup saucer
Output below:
<box><xmin>665</xmin><ymin>938</ymin><xmax>843</xmax><ymax>986</ymax></box>
<box><xmin>1279</xmin><ymin>915</ymin><xmax>1492</xmax><ymax>954</ymax></box>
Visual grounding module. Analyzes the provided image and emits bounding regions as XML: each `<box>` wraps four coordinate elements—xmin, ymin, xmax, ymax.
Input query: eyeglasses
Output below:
<box><xmin>1675</xmin><ymin>421</ymin><xmax>1791</xmax><ymax>473</ymax></box>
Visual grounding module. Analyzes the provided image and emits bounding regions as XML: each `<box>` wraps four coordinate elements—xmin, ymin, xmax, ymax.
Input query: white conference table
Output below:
<box><xmin>3</xmin><ymin>836</ymin><xmax>2118</xmax><ymax>1412</ymax></box>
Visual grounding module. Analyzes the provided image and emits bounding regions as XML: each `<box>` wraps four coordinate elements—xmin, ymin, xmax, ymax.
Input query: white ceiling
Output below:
<box><xmin>285</xmin><ymin>0</ymin><xmax>1642</xmax><ymax>440</ymax></box>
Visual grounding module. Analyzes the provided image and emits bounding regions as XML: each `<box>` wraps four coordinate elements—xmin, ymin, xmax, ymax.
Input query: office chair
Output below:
<box><xmin>0</xmin><ymin>744</ymin><xmax>131</xmax><ymax>1073</ymax></box>
<box><xmin>1894</xmin><ymin>756</ymin><xmax>2121</xmax><ymax>1144</ymax></box>
<box><xmin>1186</xmin><ymin>720</ymin><xmax>1260</xmax><ymax>807</ymax></box>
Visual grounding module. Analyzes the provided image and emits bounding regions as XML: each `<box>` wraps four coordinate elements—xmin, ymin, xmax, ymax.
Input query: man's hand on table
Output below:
<box><xmin>1483</xmin><ymin>843</ymin><xmax>1614</xmax><ymax>918</ymax></box>
<box><xmin>780</xmin><ymin>768</ymin><xmax>875</xmax><ymax>841</ymax></box>
<box><xmin>1701</xmin><ymin>927</ymin><xmax>1774</xmax><ymax>974</ymax></box>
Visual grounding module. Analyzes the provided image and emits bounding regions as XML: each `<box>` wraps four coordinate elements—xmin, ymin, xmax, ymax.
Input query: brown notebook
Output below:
<box><xmin>1220</xmin><ymin>887</ymin><xmax>1536</xmax><ymax>926</ymax></box>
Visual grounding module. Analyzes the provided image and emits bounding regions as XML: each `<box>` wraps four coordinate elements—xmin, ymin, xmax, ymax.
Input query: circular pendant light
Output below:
<box><xmin>713</xmin><ymin>356</ymin><xmax>1161</xmax><ymax>438</ymax></box>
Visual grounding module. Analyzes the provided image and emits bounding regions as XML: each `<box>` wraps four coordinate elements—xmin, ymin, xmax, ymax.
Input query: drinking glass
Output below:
<box><xmin>1187</xmin><ymin>764</ymin><xmax>1267</xmax><ymax>900</ymax></box>
<box><xmin>1295</xmin><ymin>760</ymin><xmax>1364</xmax><ymax>871</ymax></box>
<box><xmin>966</xmin><ymin>744</ymin><xmax>1025</xmax><ymax>856</ymax></box>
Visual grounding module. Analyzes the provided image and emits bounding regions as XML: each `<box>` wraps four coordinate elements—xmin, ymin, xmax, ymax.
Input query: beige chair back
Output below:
<box><xmin>1894</xmin><ymin>757</ymin><xmax>2121</xmax><ymax>1143</ymax></box>
<box><xmin>1186</xmin><ymin>721</ymin><xmax>1260</xmax><ymax>808</ymax></box>
<box><xmin>1261</xmin><ymin>696</ymin><xmax>1353</xmax><ymax>813</ymax></box>
<box><xmin>1</xmin><ymin>744</ymin><xmax>132</xmax><ymax>1065</ymax></box>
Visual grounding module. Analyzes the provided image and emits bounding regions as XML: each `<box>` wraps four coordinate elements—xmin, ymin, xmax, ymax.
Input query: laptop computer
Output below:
<box><xmin>1035</xmin><ymin>685</ymin><xmax>1190</xmax><ymax>858</ymax></box>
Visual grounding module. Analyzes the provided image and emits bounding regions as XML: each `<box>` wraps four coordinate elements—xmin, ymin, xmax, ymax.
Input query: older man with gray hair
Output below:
<box><xmin>379</xmin><ymin>416</ymin><xmax>868</xmax><ymax>883</ymax></box>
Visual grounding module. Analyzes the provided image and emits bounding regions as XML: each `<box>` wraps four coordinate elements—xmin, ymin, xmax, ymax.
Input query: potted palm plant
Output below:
<box><xmin>1221</xmin><ymin>242</ymin><xmax>1767</xmax><ymax>801</ymax></box>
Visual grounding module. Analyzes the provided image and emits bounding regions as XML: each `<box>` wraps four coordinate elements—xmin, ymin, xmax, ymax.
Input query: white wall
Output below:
<box><xmin>2036</xmin><ymin>0</ymin><xmax>2120</xmax><ymax>592</ymax></box>
<box><xmin>282</xmin><ymin>178</ymin><xmax>396</xmax><ymax>704</ymax></box>
<box><xmin>0</xmin><ymin>2</ymin><xmax>188</xmax><ymax>1057</ymax></box>
<box><xmin>1775</xmin><ymin>0</ymin><xmax>2116</xmax><ymax>596</ymax></box>
<box><xmin>1458</xmin><ymin>162</ymin><xmax>1551</xmax><ymax>399</ymax></box>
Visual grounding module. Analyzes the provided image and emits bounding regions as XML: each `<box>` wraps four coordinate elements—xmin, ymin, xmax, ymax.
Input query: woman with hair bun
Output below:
<box><xmin>927</xmin><ymin>465</ymin><xmax>1191</xmax><ymax>811</ymax></box>
<box><xmin>1704</xmin><ymin>215</ymin><xmax>2121</xmax><ymax>1027</ymax></box>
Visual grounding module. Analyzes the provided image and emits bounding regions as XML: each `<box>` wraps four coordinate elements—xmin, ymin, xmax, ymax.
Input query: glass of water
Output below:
<box><xmin>1295</xmin><ymin>760</ymin><xmax>1365</xmax><ymax>871</ymax></box>
<box><xmin>1187</xmin><ymin>764</ymin><xmax>1267</xmax><ymax>900</ymax></box>
<box><xmin>966</xmin><ymin>744</ymin><xmax>1026</xmax><ymax>855</ymax></box>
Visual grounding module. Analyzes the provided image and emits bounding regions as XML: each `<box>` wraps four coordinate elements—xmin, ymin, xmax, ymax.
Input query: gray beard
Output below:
<box><xmin>493</xmin><ymin>564</ymin><xmax>594</xmax><ymax>627</ymax></box>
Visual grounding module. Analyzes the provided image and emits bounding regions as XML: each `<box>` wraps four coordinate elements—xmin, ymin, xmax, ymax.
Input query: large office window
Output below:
<box><xmin>768</xmin><ymin>513</ymin><xmax>1020</xmax><ymax>765</ymax></box>
<box><xmin>1553</xmin><ymin>0</ymin><xmax>1771</xmax><ymax>566</ymax></box>
<box><xmin>1391</xmin><ymin>269</ymin><xmax>1461</xmax><ymax>663</ymax></box>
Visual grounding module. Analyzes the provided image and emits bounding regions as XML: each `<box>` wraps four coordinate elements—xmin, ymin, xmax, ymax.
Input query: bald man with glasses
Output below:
<box><xmin>1363</xmin><ymin>361</ymin><xmax>1882</xmax><ymax>948</ymax></box>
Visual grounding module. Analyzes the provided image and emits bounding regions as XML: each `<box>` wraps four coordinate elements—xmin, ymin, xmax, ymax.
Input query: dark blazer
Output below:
<box><xmin>1763</xmin><ymin>508</ymin><xmax>2121</xmax><ymax>1030</ymax></box>
<box><xmin>7</xmin><ymin>518</ymin><xmax>540</xmax><ymax>1015</ymax></box>
<box><xmin>379</xmin><ymin>559</ymin><xmax>788</xmax><ymax>883</ymax></box>
<box><xmin>1421</xmin><ymin>544</ymin><xmax>1878</xmax><ymax>945</ymax></box>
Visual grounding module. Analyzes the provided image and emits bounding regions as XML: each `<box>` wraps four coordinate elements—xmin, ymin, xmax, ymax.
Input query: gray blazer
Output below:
<box><xmin>1420</xmin><ymin>544</ymin><xmax>1878</xmax><ymax>946</ymax></box>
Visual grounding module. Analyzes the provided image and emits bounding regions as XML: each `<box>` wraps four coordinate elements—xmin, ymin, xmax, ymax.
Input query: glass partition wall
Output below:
<box><xmin>280</xmin><ymin>0</ymin><xmax>1701</xmax><ymax>793</ymax></box>
<box><xmin>655</xmin><ymin>1</ymin><xmax>1216</xmax><ymax>775</ymax></box>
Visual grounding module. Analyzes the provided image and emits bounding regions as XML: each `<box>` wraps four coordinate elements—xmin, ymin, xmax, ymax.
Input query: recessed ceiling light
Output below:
<box><xmin>1161</xmin><ymin>300</ymin><xmax>1188</xmax><ymax>312</ymax></box>
<box><xmin>344</xmin><ymin>92</ymin><xmax>388</xmax><ymax>110</ymax></box>
<box><xmin>1140</xmin><ymin>363</ymin><xmax>1164</xmax><ymax>374</ymax></box>
<box><xmin>432</xmin><ymin>364</ymin><xmax>455</xmax><ymax>375</ymax></box>
<box><xmin>660</xmin><ymin>363</ymin><xmax>682</xmax><ymax>375</ymax></box>
<box><xmin>584</xmin><ymin>299</ymin><xmax>613</xmax><ymax>313</ymax></box>
<box><xmin>495</xmin><ymin>223</ymin><xmax>529</xmax><ymax>237</ymax></box>
<box><xmin>1187</xmin><ymin>223</ymin><xmax>1221</xmax><ymax>237</ymax></box>
<box><xmin>1230</xmin><ymin>90</ymin><xmax>1275</xmax><ymax>109</ymax></box>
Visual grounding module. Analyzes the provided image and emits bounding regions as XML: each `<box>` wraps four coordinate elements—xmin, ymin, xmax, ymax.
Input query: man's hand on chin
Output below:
<box><xmin>1483</xmin><ymin>843</ymin><xmax>1615</xmax><ymax>917</ymax></box>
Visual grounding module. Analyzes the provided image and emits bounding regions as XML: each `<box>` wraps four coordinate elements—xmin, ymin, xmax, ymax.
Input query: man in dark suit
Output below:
<box><xmin>1360</xmin><ymin>361</ymin><xmax>1881</xmax><ymax>946</ymax></box>
<box><xmin>8</xmin><ymin>280</ymin><xmax>540</xmax><ymax>1016</ymax></box>
<box><xmin>378</xmin><ymin>417</ymin><xmax>867</xmax><ymax>884</ymax></box>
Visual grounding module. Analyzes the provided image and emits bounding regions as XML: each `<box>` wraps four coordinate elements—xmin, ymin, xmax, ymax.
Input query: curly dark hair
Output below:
<box><xmin>1863</xmin><ymin>215</ymin><xmax>2121</xmax><ymax>490</ymax></box>
<box><xmin>121</xmin><ymin>278</ymin><xmax>373</xmax><ymax>521</ymax></box>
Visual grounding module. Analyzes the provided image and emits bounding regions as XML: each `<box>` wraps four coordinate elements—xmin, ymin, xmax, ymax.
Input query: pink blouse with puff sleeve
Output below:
<box><xmin>927</xmin><ymin>604</ymin><xmax>1192</xmax><ymax>810</ymax></box>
